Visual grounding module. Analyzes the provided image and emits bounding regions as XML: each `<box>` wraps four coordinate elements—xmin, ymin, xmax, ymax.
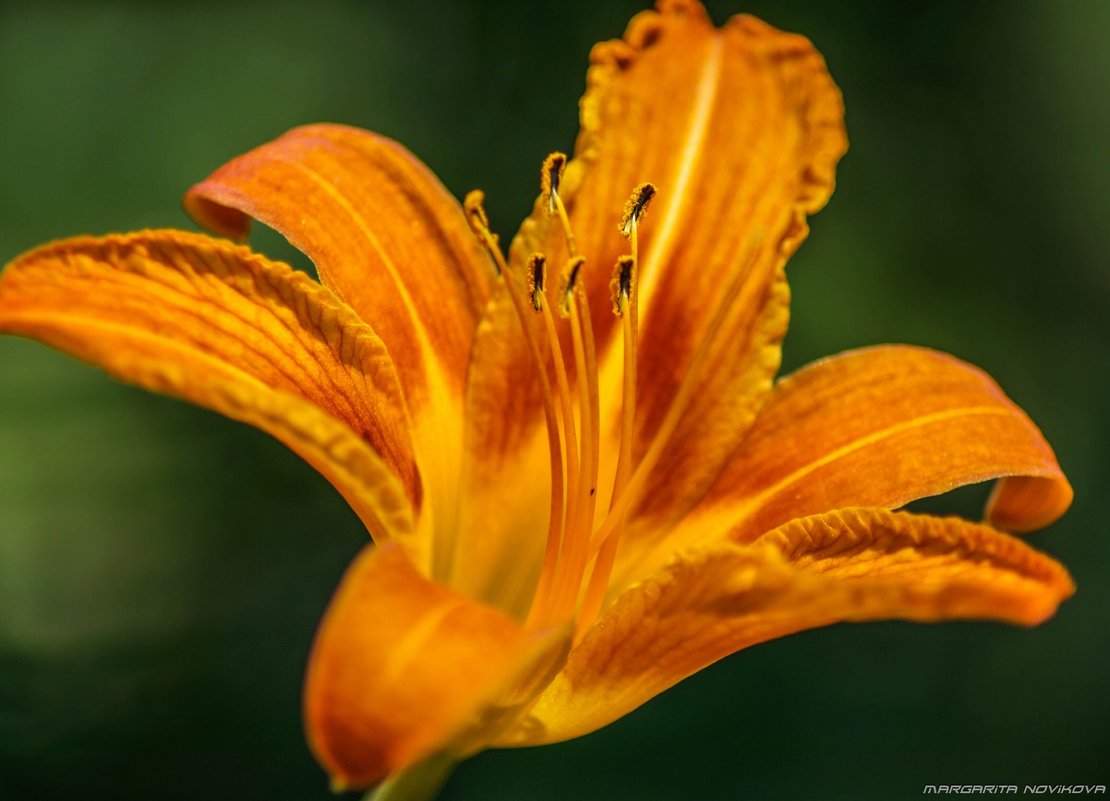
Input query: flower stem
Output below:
<box><xmin>363</xmin><ymin>753</ymin><xmax>458</xmax><ymax>801</ymax></box>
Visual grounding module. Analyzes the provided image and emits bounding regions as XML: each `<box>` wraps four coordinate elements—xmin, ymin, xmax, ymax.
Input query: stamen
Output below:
<box><xmin>609</xmin><ymin>255</ymin><xmax>639</xmax><ymax>509</ymax></box>
<box><xmin>577</xmin><ymin>187</ymin><xmax>659</xmax><ymax>634</ymax></box>
<box><xmin>587</xmin><ymin>237</ymin><xmax>764</xmax><ymax>562</ymax></box>
<box><xmin>610</xmin><ymin>255</ymin><xmax>635</xmax><ymax>316</ymax></box>
<box><xmin>464</xmin><ymin>189</ymin><xmax>491</xmax><ymax>233</ymax></box>
<box><xmin>541</xmin><ymin>152</ymin><xmax>567</xmax><ymax>215</ymax></box>
<box><xmin>464</xmin><ymin>190</ymin><xmax>503</xmax><ymax>275</ymax></box>
<box><xmin>558</xmin><ymin>256</ymin><xmax>585</xmax><ymax>317</ymax></box>
<box><xmin>571</xmin><ymin>253</ymin><xmax>642</xmax><ymax>635</ymax></box>
<box><xmin>619</xmin><ymin>182</ymin><xmax>656</xmax><ymax>238</ymax></box>
<box><xmin>542</xmin><ymin>153</ymin><xmax>579</xmax><ymax>259</ymax></box>
<box><xmin>618</xmin><ymin>182</ymin><xmax>654</xmax><ymax>284</ymax></box>
<box><xmin>527</xmin><ymin>252</ymin><xmax>584</xmax><ymax>627</ymax></box>
<box><xmin>528</xmin><ymin>254</ymin><xmax>547</xmax><ymax>312</ymax></box>
<box><xmin>547</xmin><ymin>260</ymin><xmax>602</xmax><ymax>620</ymax></box>
<box><xmin>471</xmin><ymin>175</ymin><xmax>676</xmax><ymax>632</ymax></box>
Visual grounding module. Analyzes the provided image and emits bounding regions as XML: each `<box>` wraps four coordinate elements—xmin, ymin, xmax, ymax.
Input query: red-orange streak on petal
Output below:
<box><xmin>709</xmin><ymin>345</ymin><xmax>1072</xmax><ymax>541</ymax></box>
<box><xmin>184</xmin><ymin>123</ymin><xmax>490</xmax><ymax>411</ymax></box>
<box><xmin>304</xmin><ymin>543</ymin><xmax>537</xmax><ymax>789</ymax></box>
<box><xmin>514</xmin><ymin>2</ymin><xmax>847</xmax><ymax>527</ymax></box>
<box><xmin>508</xmin><ymin>508</ymin><xmax>1072</xmax><ymax>746</ymax></box>
<box><xmin>0</xmin><ymin>230</ymin><xmax>417</xmax><ymax>537</ymax></box>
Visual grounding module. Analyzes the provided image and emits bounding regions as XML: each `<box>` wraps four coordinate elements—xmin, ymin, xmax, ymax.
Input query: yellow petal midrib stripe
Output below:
<box><xmin>731</xmin><ymin>406</ymin><xmax>1020</xmax><ymax>523</ymax></box>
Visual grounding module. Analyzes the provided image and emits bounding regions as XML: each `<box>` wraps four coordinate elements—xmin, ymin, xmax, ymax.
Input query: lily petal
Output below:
<box><xmin>305</xmin><ymin>542</ymin><xmax>562</xmax><ymax>789</ymax></box>
<box><xmin>515</xmin><ymin>0</ymin><xmax>847</xmax><ymax>525</ymax></box>
<box><xmin>709</xmin><ymin>345</ymin><xmax>1073</xmax><ymax>536</ymax></box>
<box><xmin>0</xmin><ymin>230</ymin><xmax>416</xmax><ymax>539</ymax></box>
<box><xmin>184</xmin><ymin>123</ymin><xmax>490</xmax><ymax>410</ymax></box>
<box><xmin>620</xmin><ymin>345</ymin><xmax>1072</xmax><ymax>587</ymax></box>
<box><xmin>186</xmin><ymin>124</ymin><xmax>494</xmax><ymax>570</ymax></box>
<box><xmin>510</xmin><ymin>508</ymin><xmax>1072</xmax><ymax>745</ymax></box>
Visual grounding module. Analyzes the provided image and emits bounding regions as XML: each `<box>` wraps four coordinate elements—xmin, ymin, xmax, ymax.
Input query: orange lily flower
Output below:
<box><xmin>0</xmin><ymin>1</ymin><xmax>1074</xmax><ymax>798</ymax></box>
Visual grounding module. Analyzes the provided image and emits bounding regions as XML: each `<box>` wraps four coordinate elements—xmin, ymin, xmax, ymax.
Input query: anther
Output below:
<box><xmin>464</xmin><ymin>190</ymin><xmax>502</xmax><ymax>275</ymax></box>
<box><xmin>558</xmin><ymin>256</ymin><xmax>585</xmax><ymax>317</ymax></box>
<box><xmin>610</xmin><ymin>255</ymin><xmax>635</xmax><ymax>315</ymax></box>
<box><xmin>619</xmin><ymin>183</ymin><xmax>657</xmax><ymax>238</ymax></box>
<box><xmin>541</xmin><ymin>152</ymin><xmax>567</xmax><ymax>215</ymax></box>
<box><xmin>527</xmin><ymin>253</ymin><xmax>547</xmax><ymax>312</ymax></box>
<box><xmin>464</xmin><ymin>189</ymin><xmax>491</xmax><ymax>237</ymax></box>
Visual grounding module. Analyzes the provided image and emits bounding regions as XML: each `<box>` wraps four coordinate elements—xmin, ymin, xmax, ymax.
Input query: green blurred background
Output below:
<box><xmin>1</xmin><ymin>1</ymin><xmax>1107</xmax><ymax>799</ymax></box>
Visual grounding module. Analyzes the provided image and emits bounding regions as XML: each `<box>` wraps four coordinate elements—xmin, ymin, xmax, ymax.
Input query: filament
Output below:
<box><xmin>547</xmin><ymin>266</ymin><xmax>601</xmax><ymax>619</ymax></box>
<box><xmin>588</xmin><ymin>237</ymin><xmax>762</xmax><ymax>558</ymax></box>
<box><xmin>463</xmin><ymin>192</ymin><xmax>570</xmax><ymax>628</ymax></box>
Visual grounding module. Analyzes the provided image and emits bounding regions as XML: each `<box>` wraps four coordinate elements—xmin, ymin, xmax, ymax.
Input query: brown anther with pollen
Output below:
<box><xmin>559</xmin><ymin>257</ymin><xmax>585</xmax><ymax>317</ymax></box>
<box><xmin>541</xmin><ymin>152</ymin><xmax>567</xmax><ymax>215</ymax></box>
<box><xmin>527</xmin><ymin>253</ymin><xmax>547</xmax><ymax>312</ymax></box>
<box><xmin>610</xmin><ymin>255</ymin><xmax>635</xmax><ymax>316</ymax></box>
<box><xmin>619</xmin><ymin>183</ymin><xmax>656</xmax><ymax>237</ymax></box>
